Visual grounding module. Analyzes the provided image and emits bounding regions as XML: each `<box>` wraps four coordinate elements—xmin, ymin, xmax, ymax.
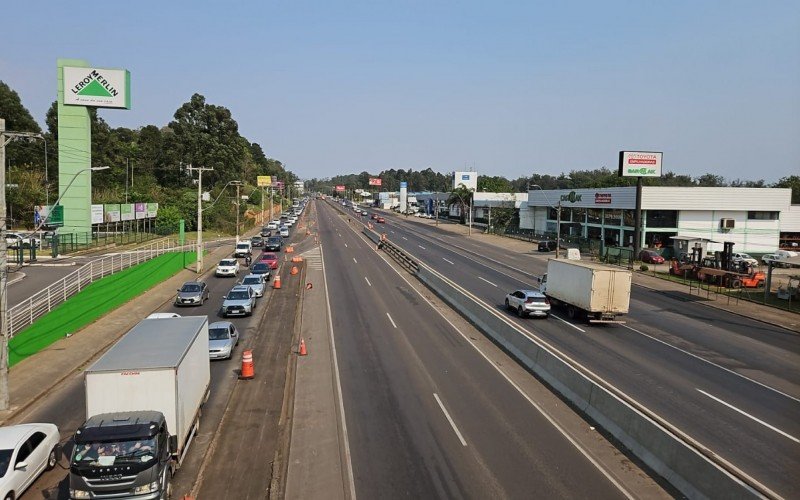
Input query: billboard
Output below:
<box><xmin>618</xmin><ymin>151</ymin><xmax>663</xmax><ymax>177</ymax></box>
<box><xmin>335</xmin><ymin>185</ymin><xmax>346</xmax><ymax>192</ymax></box>
<box><xmin>369</xmin><ymin>177</ymin><xmax>382</xmax><ymax>186</ymax></box>
<box><xmin>63</xmin><ymin>66</ymin><xmax>131</xmax><ymax>109</ymax></box>
<box><xmin>453</xmin><ymin>171</ymin><xmax>478</xmax><ymax>191</ymax></box>
<box><xmin>104</xmin><ymin>204</ymin><xmax>121</xmax><ymax>222</ymax></box>
<box><xmin>257</xmin><ymin>175</ymin><xmax>271</xmax><ymax>187</ymax></box>
<box><xmin>121</xmin><ymin>204</ymin><xmax>134</xmax><ymax>221</ymax></box>
<box><xmin>146</xmin><ymin>203</ymin><xmax>158</xmax><ymax>218</ymax></box>
<box><xmin>90</xmin><ymin>204</ymin><xmax>104</xmax><ymax>224</ymax></box>
<box><xmin>134</xmin><ymin>202</ymin><xmax>146</xmax><ymax>219</ymax></box>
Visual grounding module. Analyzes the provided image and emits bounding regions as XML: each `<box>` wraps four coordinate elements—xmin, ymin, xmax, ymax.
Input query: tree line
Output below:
<box><xmin>1</xmin><ymin>81</ymin><xmax>297</xmax><ymax>232</ymax></box>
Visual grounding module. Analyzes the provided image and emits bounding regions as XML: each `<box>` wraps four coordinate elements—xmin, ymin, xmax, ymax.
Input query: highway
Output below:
<box><xmin>315</xmin><ymin>201</ymin><xmax>663</xmax><ymax>498</ymax></box>
<box><xmin>352</xmin><ymin>205</ymin><xmax>800</xmax><ymax>498</ymax></box>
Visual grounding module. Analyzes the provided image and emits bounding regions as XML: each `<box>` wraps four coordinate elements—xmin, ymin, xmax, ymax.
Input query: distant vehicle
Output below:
<box><xmin>146</xmin><ymin>312</ymin><xmax>182</xmax><ymax>319</ymax></box>
<box><xmin>505</xmin><ymin>289</ymin><xmax>551</xmax><ymax>318</ymax></box>
<box><xmin>0</xmin><ymin>423</ymin><xmax>61</xmax><ymax>500</ymax></box>
<box><xmin>208</xmin><ymin>321</ymin><xmax>239</xmax><ymax>360</ymax></box>
<box><xmin>234</xmin><ymin>241</ymin><xmax>252</xmax><ymax>257</ymax></box>
<box><xmin>5</xmin><ymin>232</ymin><xmax>41</xmax><ymax>249</ymax></box>
<box><xmin>639</xmin><ymin>249</ymin><xmax>665</xmax><ymax>264</ymax></box>
<box><xmin>251</xmin><ymin>235</ymin><xmax>264</xmax><ymax>247</ymax></box>
<box><xmin>221</xmin><ymin>285</ymin><xmax>256</xmax><ymax>317</ymax></box>
<box><xmin>175</xmin><ymin>281</ymin><xmax>209</xmax><ymax>306</ymax></box>
<box><xmin>731</xmin><ymin>252</ymin><xmax>758</xmax><ymax>267</ymax></box>
<box><xmin>264</xmin><ymin>236</ymin><xmax>282</xmax><ymax>252</ymax></box>
<box><xmin>250</xmin><ymin>262</ymin><xmax>272</xmax><ymax>278</ymax></box>
<box><xmin>268</xmin><ymin>221</ymin><xmax>279</xmax><ymax>230</ymax></box>
<box><xmin>260</xmin><ymin>228</ymin><xmax>272</xmax><ymax>238</ymax></box>
<box><xmin>241</xmin><ymin>274</ymin><xmax>266</xmax><ymax>297</ymax></box>
<box><xmin>371</xmin><ymin>214</ymin><xmax>378</xmax><ymax>220</ymax></box>
<box><xmin>279</xmin><ymin>226</ymin><xmax>290</xmax><ymax>238</ymax></box>
<box><xmin>259</xmin><ymin>252</ymin><xmax>279</xmax><ymax>269</ymax></box>
<box><xmin>215</xmin><ymin>258</ymin><xmax>240</xmax><ymax>277</ymax></box>
<box><xmin>538</xmin><ymin>240</ymin><xmax>557</xmax><ymax>252</ymax></box>
<box><xmin>377</xmin><ymin>217</ymin><xmax>386</xmax><ymax>223</ymax></box>
<box><xmin>762</xmin><ymin>250</ymin><xmax>799</xmax><ymax>268</ymax></box>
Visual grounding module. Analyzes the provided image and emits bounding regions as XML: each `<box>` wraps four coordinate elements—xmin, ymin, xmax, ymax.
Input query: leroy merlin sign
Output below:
<box><xmin>63</xmin><ymin>66</ymin><xmax>131</xmax><ymax>109</ymax></box>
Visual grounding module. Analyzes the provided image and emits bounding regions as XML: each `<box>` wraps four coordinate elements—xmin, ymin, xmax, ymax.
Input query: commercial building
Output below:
<box><xmin>522</xmin><ymin>187</ymin><xmax>797</xmax><ymax>253</ymax></box>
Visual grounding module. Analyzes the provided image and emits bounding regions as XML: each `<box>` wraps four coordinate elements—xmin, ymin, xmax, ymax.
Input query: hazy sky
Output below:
<box><xmin>2</xmin><ymin>1</ymin><xmax>798</xmax><ymax>182</ymax></box>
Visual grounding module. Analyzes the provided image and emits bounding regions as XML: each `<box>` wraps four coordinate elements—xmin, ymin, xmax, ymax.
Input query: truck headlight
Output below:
<box><xmin>70</xmin><ymin>489</ymin><xmax>91</xmax><ymax>499</ymax></box>
<box><xmin>134</xmin><ymin>481</ymin><xmax>160</xmax><ymax>494</ymax></box>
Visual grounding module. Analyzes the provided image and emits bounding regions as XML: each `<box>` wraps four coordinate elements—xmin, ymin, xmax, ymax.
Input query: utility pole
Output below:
<box><xmin>0</xmin><ymin>119</ymin><xmax>10</xmax><ymax>409</ymax></box>
<box><xmin>555</xmin><ymin>199</ymin><xmax>562</xmax><ymax>259</ymax></box>
<box><xmin>269</xmin><ymin>186</ymin><xmax>273</xmax><ymax>223</ymax></box>
<box><xmin>233</xmin><ymin>181</ymin><xmax>243</xmax><ymax>242</ymax></box>
<box><xmin>187</xmin><ymin>165</ymin><xmax>213</xmax><ymax>274</ymax></box>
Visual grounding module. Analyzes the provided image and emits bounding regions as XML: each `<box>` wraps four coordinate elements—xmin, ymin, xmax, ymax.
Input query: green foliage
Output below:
<box><xmin>478</xmin><ymin>176</ymin><xmax>512</xmax><ymax>193</ymax></box>
<box><xmin>0</xmin><ymin>81</ymin><xmax>45</xmax><ymax>170</ymax></box>
<box><xmin>155</xmin><ymin>205</ymin><xmax>184</xmax><ymax>233</ymax></box>
<box><xmin>774</xmin><ymin>175</ymin><xmax>800</xmax><ymax>204</ymax></box>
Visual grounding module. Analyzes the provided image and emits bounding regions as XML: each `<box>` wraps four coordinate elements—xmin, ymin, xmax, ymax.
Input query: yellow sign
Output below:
<box><xmin>257</xmin><ymin>175</ymin><xmax>271</xmax><ymax>187</ymax></box>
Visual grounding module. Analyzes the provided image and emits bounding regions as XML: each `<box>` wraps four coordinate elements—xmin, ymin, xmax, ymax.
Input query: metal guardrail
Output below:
<box><xmin>6</xmin><ymin>239</ymin><xmax>197</xmax><ymax>338</ymax></box>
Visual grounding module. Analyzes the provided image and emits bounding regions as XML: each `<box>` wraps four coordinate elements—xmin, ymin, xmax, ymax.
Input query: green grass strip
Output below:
<box><xmin>9</xmin><ymin>252</ymin><xmax>197</xmax><ymax>367</ymax></box>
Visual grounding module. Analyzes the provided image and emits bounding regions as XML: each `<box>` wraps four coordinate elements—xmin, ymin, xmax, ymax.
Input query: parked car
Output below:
<box><xmin>221</xmin><ymin>285</ymin><xmax>256</xmax><ymax>317</ymax></box>
<box><xmin>763</xmin><ymin>250</ymin><xmax>799</xmax><ymax>268</ymax></box>
<box><xmin>146</xmin><ymin>312</ymin><xmax>182</xmax><ymax>319</ymax></box>
<box><xmin>250</xmin><ymin>262</ymin><xmax>272</xmax><ymax>278</ymax></box>
<box><xmin>504</xmin><ymin>289</ymin><xmax>551</xmax><ymax>318</ymax></box>
<box><xmin>639</xmin><ymin>249</ymin><xmax>665</xmax><ymax>264</ymax></box>
<box><xmin>215</xmin><ymin>258</ymin><xmax>240</xmax><ymax>277</ymax></box>
<box><xmin>538</xmin><ymin>240</ymin><xmax>557</xmax><ymax>252</ymax></box>
<box><xmin>264</xmin><ymin>236</ymin><xmax>282</xmax><ymax>252</ymax></box>
<box><xmin>731</xmin><ymin>252</ymin><xmax>758</xmax><ymax>267</ymax></box>
<box><xmin>5</xmin><ymin>232</ymin><xmax>41</xmax><ymax>249</ymax></box>
<box><xmin>259</xmin><ymin>252</ymin><xmax>279</xmax><ymax>270</ymax></box>
<box><xmin>241</xmin><ymin>274</ymin><xmax>267</xmax><ymax>297</ymax></box>
<box><xmin>208</xmin><ymin>321</ymin><xmax>239</xmax><ymax>360</ymax></box>
<box><xmin>0</xmin><ymin>423</ymin><xmax>61</xmax><ymax>500</ymax></box>
<box><xmin>175</xmin><ymin>281</ymin><xmax>209</xmax><ymax>306</ymax></box>
<box><xmin>279</xmin><ymin>226</ymin><xmax>290</xmax><ymax>238</ymax></box>
<box><xmin>251</xmin><ymin>236</ymin><xmax>264</xmax><ymax>247</ymax></box>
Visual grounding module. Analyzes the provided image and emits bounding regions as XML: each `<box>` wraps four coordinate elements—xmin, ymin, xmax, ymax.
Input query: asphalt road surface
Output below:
<box><xmin>355</xmin><ymin>205</ymin><xmax>800</xmax><ymax>498</ymax></box>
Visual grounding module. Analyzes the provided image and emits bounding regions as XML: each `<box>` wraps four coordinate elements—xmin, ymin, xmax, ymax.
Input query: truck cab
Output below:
<box><xmin>70</xmin><ymin>411</ymin><xmax>175</xmax><ymax>500</ymax></box>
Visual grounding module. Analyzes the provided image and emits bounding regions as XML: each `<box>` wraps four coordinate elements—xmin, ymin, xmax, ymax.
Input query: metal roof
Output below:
<box><xmin>87</xmin><ymin>317</ymin><xmax>207</xmax><ymax>372</ymax></box>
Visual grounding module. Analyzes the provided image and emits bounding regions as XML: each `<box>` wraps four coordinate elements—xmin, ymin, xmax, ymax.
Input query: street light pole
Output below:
<box><xmin>531</xmin><ymin>184</ymin><xmax>562</xmax><ymax>259</ymax></box>
<box><xmin>188</xmin><ymin>165</ymin><xmax>214</xmax><ymax>274</ymax></box>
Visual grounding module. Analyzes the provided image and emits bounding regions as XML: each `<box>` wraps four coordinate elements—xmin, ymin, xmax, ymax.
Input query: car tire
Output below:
<box><xmin>504</xmin><ymin>299</ymin><xmax>510</xmax><ymax>310</ymax></box>
<box><xmin>46</xmin><ymin>445</ymin><xmax>58</xmax><ymax>470</ymax></box>
<box><xmin>6</xmin><ymin>493</ymin><xmax>14</xmax><ymax>500</ymax></box>
<box><xmin>517</xmin><ymin>306</ymin><xmax>526</xmax><ymax>318</ymax></box>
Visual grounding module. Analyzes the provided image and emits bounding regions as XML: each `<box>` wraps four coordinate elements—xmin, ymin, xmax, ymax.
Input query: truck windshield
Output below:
<box><xmin>72</xmin><ymin>438</ymin><xmax>157</xmax><ymax>467</ymax></box>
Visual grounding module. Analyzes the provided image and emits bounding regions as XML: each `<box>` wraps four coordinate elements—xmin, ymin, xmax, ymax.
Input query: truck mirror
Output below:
<box><xmin>168</xmin><ymin>435</ymin><xmax>178</xmax><ymax>454</ymax></box>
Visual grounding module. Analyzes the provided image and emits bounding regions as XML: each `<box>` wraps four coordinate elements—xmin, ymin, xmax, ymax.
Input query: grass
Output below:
<box><xmin>8</xmin><ymin>252</ymin><xmax>197</xmax><ymax>367</ymax></box>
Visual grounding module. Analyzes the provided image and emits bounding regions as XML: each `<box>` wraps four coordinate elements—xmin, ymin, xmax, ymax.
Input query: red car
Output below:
<box><xmin>259</xmin><ymin>252</ymin><xmax>279</xmax><ymax>269</ymax></box>
<box><xmin>639</xmin><ymin>249</ymin><xmax>665</xmax><ymax>264</ymax></box>
<box><xmin>376</xmin><ymin>217</ymin><xmax>385</xmax><ymax>223</ymax></box>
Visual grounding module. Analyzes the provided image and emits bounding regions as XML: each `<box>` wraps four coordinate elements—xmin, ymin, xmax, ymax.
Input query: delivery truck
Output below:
<box><xmin>69</xmin><ymin>316</ymin><xmax>210</xmax><ymax>500</ymax></box>
<box><xmin>538</xmin><ymin>259</ymin><xmax>631</xmax><ymax>323</ymax></box>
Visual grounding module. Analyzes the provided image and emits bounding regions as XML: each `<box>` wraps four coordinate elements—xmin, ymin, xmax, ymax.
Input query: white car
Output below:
<box><xmin>267</xmin><ymin>221</ymin><xmax>279</xmax><ymax>230</ymax></box>
<box><xmin>505</xmin><ymin>289</ymin><xmax>551</xmax><ymax>318</ymax></box>
<box><xmin>0</xmin><ymin>423</ymin><xmax>61</xmax><ymax>500</ymax></box>
<box><xmin>5</xmin><ymin>233</ymin><xmax>41</xmax><ymax>249</ymax></box>
<box><xmin>279</xmin><ymin>226</ymin><xmax>290</xmax><ymax>238</ymax></box>
<box><xmin>215</xmin><ymin>258</ymin><xmax>240</xmax><ymax>277</ymax></box>
<box><xmin>731</xmin><ymin>252</ymin><xmax>758</xmax><ymax>267</ymax></box>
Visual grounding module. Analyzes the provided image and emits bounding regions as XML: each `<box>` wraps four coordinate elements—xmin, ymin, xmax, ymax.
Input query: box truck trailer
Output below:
<box><xmin>69</xmin><ymin>316</ymin><xmax>210</xmax><ymax>500</ymax></box>
<box><xmin>538</xmin><ymin>259</ymin><xmax>631</xmax><ymax>323</ymax></box>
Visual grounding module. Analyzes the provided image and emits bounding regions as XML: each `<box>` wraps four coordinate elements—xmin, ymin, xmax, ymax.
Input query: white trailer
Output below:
<box><xmin>539</xmin><ymin>259</ymin><xmax>631</xmax><ymax>323</ymax></box>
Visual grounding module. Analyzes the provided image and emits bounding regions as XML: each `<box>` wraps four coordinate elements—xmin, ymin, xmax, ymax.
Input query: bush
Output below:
<box><xmin>640</xmin><ymin>264</ymin><xmax>649</xmax><ymax>272</ymax></box>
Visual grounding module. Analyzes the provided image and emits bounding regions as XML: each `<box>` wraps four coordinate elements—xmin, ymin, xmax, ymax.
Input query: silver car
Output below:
<box><xmin>505</xmin><ymin>289</ymin><xmax>551</xmax><ymax>318</ymax></box>
<box><xmin>240</xmin><ymin>274</ymin><xmax>266</xmax><ymax>298</ymax></box>
<box><xmin>221</xmin><ymin>285</ymin><xmax>256</xmax><ymax>317</ymax></box>
<box><xmin>208</xmin><ymin>321</ymin><xmax>239</xmax><ymax>360</ymax></box>
<box><xmin>175</xmin><ymin>281</ymin><xmax>209</xmax><ymax>306</ymax></box>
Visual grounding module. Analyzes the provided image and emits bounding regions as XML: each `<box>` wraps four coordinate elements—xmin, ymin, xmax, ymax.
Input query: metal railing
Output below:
<box><xmin>6</xmin><ymin>239</ymin><xmax>197</xmax><ymax>338</ymax></box>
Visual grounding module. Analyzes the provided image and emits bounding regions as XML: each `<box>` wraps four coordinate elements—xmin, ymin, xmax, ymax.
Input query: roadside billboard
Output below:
<box><xmin>104</xmin><ymin>204</ymin><xmax>121</xmax><ymax>222</ymax></box>
<box><xmin>257</xmin><ymin>175</ymin><xmax>271</xmax><ymax>187</ymax></box>
<box><xmin>335</xmin><ymin>185</ymin><xmax>346</xmax><ymax>192</ymax></box>
<box><xmin>90</xmin><ymin>204</ymin><xmax>104</xmax><ymax>224</ymax></box>
<box><xmin>120</xmin><ymin>204</ymin><xmax>134</xmax><ymax>221</ymax></box>
<box><xmin>618</xmin><ymin>151</ymin><xmax>663</xmax><ymax>177</ymax></box>
<box><xmin>63</xmin><ymin>66</ymin><xmax>131</xmax><ymax>109</ymax></box>
<box><xmin>134</xmin><ymin>202</ymin><xmax>146</xmax><ymax>220</ymax></box>
<box><xmin>146</xmin><ymin>203</ymin><xmax>158</xmax><ymax>218</ymax></box>
<box><xmin>369</xmin><ymin>178</ymin><xmax>382</xmax><ymax>186</ymax></box>
<box><xmin>453</xmin><ymin>171</ymin><xmax>478</xmax><ymax>191</ymax></box>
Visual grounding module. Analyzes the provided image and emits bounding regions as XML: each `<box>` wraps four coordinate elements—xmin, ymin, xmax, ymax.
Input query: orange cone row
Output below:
<box><xmin>273</xmin><ymin>274</ymin><xmax>282</xmax><ymax>289</ymax></box>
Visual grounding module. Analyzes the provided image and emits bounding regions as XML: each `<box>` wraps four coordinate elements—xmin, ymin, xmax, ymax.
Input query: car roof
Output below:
<box><xmin>517</xmin><ymin>289</ymin><xmax>545</xmax><ymax>296</ymax></box>
<box><xmin>209</xmin><ymin>321</ymin><xmax>234</xmax><ymax>329</ymax></box>
<box><xmin>0</xmin><ymin>423</ymin><xmax>54</xmax><ymax>445</ymax></box>
<box><xmin>262</xmin><ymin>252</ymin><xmax>277</xmax><ymax>258</ymax></box>
<box><xmin>182</xmin><ymin>281</ymin><xmax>204</xmax><ymax>286</ymax></box>
<box><xmin>230</xmin><ymin>285</ymin><xmax>250</xmax><ymax>291</ymax></box>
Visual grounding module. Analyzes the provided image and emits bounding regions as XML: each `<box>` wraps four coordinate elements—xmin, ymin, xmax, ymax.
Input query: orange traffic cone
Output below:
<box><xmin>290</xmin><ymin>266</ymin><xmax>299</xmax><ymax>275</ymax></box>
<box><xmin>291</xmin><ymin>256</ymin><xmax>303</xmax><ymax>263</ymax></box>
<box><xmin>240</xmin><ymin>350</ymin><xmax>254</xmax><ymax>379</ymax></box>
<box><xmin>286</xmin><ymin>246</ymin><xmax>295</xmax><ymax>253</ymax></box>
<box><xmin>299</xmin><ymin>339</ymin><xmax>307</xmax><ymax>356</ymax></box>
<box><xmin>273</xmin><ymin>274</ymin><xmax>282</xmax><ymax>289</ymax></box>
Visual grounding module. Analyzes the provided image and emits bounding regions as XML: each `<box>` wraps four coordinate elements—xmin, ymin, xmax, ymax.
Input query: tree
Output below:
<box><xmin>0</xmin><ymin>81</ymin><xmax>44</xmax><ymax>168</ymax></box>
<box><xmin>447</xmin><ymin>184</ymin><xmax>473</xmax><ymax>224</ymax></box>
<box><xmin>774</xmin><ymin>175</ymin><xmax>800</xmax><ymax>204</ymax></box>
<box><xmin>696</xmin><ymin>173</ymin><xmax>727</xmax><ymax>187</ymax></box>
<box><xmin>478</xmin><ymin>175</ymin><xmax>512</xmax><ymax>193</ymax></box>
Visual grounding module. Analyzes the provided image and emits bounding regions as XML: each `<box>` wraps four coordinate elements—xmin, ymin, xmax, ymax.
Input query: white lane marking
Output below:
<box><xmin>443</xmin><ymin>257</ymin><xmax>455</xmax><ymax>265</ymax></box>
<box><xmin>402</xmin><ymin>236</ymin><xmax>408</xmax><ymax>240</ymax></box>
<box><xmin>419</xmin><ymin>245</ymin><xmax>426</xmax><ymax>250</ymax></box>
<box><xmin>624</xmin><ymin>324</ymin><xmax>800</xmax><ymax>404</ymax></box>
<box><xmin>433</xmin><ymin>393</ymin><xmax>467</xmax><ymax>447</ymax></box>
<box><xmin>478</xmin><ymin>276</ymin><xmax>498</xmax><ymax>287</ymax></box>
<box><xmin>391</xmin><ymin>230</ymin><xmax>396</xmax><ymax>234</ymax></box>
<box><xmin>319</xmin><ymin>245</ymin><xmax>358</xmax><ymax>499</ymax></box>
<box><xmin>365</xmin><ymin>276</ymin><xmax>372</xmax><ymax>287</ymax></box>
<box><xmin>386</xmin><ymin>313</ymin><xmax>397</xmax><ymax>329</ymax></box>
<box><xmin>550</xmin><ymin>314</ymin><xmax>586</xmax><ymax>333</ymax></box>
<box><xmin>696</xmin><ymin>388</ymin><xmax>799</xmax><ymax>443</ymax></box>
<box><xmin>353</xmin><ymin>257</ymin><xmax>357</xmax><ymax>264</ymax></box>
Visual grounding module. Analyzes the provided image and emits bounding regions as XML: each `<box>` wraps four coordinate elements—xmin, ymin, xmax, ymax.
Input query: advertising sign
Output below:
<box><xmin>146</xmin><ymin>203</ymin><xmax>158</xmax><ymax>218</ymax></box>
<box><xmin>453</xmin><ymin>171</ymin><xmax>478</xmax><ymax>191</ymax></box>
<box><xmin>104</xmin><ymin>204</ymin><xmax>121</xmax><ymax>222</ymax></box>
<box><xmin>90</xmin><ymin>204</ymin><xmax>104</xmax><ymax>224</ymax></box>
<box><xmin>63</xmin><ymin>66</ymin><xmax>131</xmax><ymax>109</ymax></box>
<box><xmin>369</xmin><ymin>177</ymin><xmax>382</xmax><ymax>186</ymax></box>
<box><xmin>121</xmin><ymin>204</ymin><xmax>134</xmax><ymax>221</ymax></box>
<box><xmin>34</xmin><ymin>205</ymin><xmax>63</xmax><ymax>227</ymax></box>
<box><xmin>134</xmin><ymin>202</ymin><xmax>146</xmax><ymax>220</ymax></box>
<box><xmin>400</xmin><ymin>183</ymin><xmax>408</xmax><ymax>213</ymax></box>
<box><xmin>257</xmin><ymin>175</ymin><xmax>271</xmax><ymax>187</ymax></box>
<box><xmin>618</xmin><ymin>151</ymin><xmax>663</xmax><ymax>177</ymax></box>
<box><xmin>335</xmin><ymin>185</ymin><xmax>346</xmax><ymax>192</ymax></box>
<box><xmin>594</xmin><ymin>193</ymin><xmax>612</xmax><ymax>204</ymax></box>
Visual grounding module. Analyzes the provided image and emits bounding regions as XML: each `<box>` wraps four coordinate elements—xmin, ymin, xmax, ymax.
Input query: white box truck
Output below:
<box><xmin>69</xmin><ymin>316</ymin><xmax>210</xmax><ymax>500</ymax></box>
<box><xmin>538</xmin><ymin>259</ymin><xmax>631</xmax><ymax>323</ymax></box>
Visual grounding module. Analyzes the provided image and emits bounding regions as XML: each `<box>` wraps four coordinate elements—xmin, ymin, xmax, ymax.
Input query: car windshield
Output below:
<box><xmin>228</xmin><ymin>291</ymin><xmax>250</xmax><ymax>300</ymax></box>
<box><xmin>268</xmin><ymin>238</ymin><xmax>281</xmax><ymax>244</ymax></box>
<box><xmin>181</xmin><ymin>284</ymin><xmax>201</xmax><ymax>292</ymax></box>
<box><xmin>243</xmin><ymin>277</ymin><xmax>261</xmax><ymax>285</ymax></box>
<box><xmin>253</xmin><ymin>263</ymin><xmax>268</xmax><ymax>270</ymax></box>
<box><xmin>263</xmin><ymin>254</ymin><xmax>276</xmax><ymax>261</ymax></box>
<box><xmin>209</xmin><ymin>327</ymin><xmax>230</xmax><ymax>340</ymax></box>
<box><xmin>528</xmin><ymin>296</ymin><xmax>547</xmax><ymax>303</ymax></box>
<box><xmin>220</xmin><ymin>260</ymin><xmax>236</xmax><ymax>266</ymax></box>
<box><xmin>72</xmin><ymin>437</ymin><xmax>157</xmax><ymax>467</ymax></box>
<box><xmin>236</xmin><ymin>244</ymin><xmax>249</xmax><ymax>249</ymax></box>
<box><xmin>0</xmin><ymin>449</ymin><xmax>12</xmax><ymax>478</ymax></box>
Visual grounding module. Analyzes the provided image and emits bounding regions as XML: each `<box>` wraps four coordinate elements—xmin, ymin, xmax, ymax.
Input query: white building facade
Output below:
<box><xmin>523</xmin><ymin>187</ymin><xmax>795</xmax><ymax>253</ymax></box>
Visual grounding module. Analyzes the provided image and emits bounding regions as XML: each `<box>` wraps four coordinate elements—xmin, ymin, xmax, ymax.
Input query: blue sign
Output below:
<box><xmin>400</xmin><ymin>182</ymin><xmax>407</xmax><ymax>188</ymax></box>
<box><xmin>461</xmin><ymin>174</ymin><xmax>470</xmax><ymax>180</ymax></box>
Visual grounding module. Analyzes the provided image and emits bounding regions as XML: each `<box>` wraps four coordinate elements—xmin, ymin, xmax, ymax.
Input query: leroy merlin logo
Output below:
<box><xmin>70</xmin><ymin>70</ymin><xmax>119</xmax><ymax>98</ymax></box>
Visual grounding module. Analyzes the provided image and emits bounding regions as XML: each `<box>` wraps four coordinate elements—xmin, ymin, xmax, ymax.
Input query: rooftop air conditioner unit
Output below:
<box><xmin>720</xmin><ymin>218</ymin><xmax>735</xmax><ymax>229</ymax></box>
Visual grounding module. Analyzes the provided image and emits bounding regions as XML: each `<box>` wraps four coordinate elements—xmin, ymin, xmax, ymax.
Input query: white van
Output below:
<box><xmin>234</xmin><ymin>241</ymin><xmax>252</xmax><ymax>257</ymax></box>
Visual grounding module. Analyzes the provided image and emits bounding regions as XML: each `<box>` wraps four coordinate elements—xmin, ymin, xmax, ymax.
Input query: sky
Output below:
<box><xmin>2</xmin><ymin>1</ymin><xmax>799</xmax><ymax>183</ymax></box>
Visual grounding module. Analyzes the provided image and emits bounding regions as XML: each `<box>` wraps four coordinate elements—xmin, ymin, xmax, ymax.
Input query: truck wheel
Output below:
<box><xmin>517</xmin><ymin>306</ymin><xmax>526</xmax><ymax>318</ymax></box>
<box><xmin>504</xmin><ymin>299</ymin><xmax>510</xmax><ymax>310</ymax></box>
<box><xmin>567</xmin><ymin>305</ymin><xmax>577</xmax><ymax>320</ymax></box>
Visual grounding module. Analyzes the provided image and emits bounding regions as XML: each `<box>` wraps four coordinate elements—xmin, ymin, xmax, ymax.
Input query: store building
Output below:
<box><xmin>523</xmin><ymin>187</ymin><xmax>795</xmax><ymax>253</ymax></box>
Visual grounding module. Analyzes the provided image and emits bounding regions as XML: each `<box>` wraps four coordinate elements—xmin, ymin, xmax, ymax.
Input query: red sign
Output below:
<box><xmin>595</xmin><ymin>193</ymin><xmax>612</xmax><ymax>204</ymax></box>
<box><xmin>335</xmin><ymin>185</ymin><xmax>345</xmax><ymax>192</ymax></box>
<box><xmin>369</xmin><ymin>178</ymin><xmax>382</xmax><ymax>186</ymax></box>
